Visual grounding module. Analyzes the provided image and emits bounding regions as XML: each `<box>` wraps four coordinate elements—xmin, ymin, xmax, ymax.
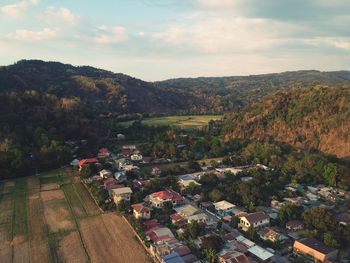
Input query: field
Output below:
<box><xmin>0</xmin><ymin>168</ymin><xmax>150</xmax><ymax>263</ymax></box>
<box><xmin>119</xmin><ymin>115</ymin><xmax>222</xmax><ymax>129</ymax></box>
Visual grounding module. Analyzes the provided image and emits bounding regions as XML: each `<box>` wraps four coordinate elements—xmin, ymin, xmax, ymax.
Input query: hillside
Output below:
<box><xmin>223</xmin><ymin>86</ymin><xmax>350</xmax><ymax>159</ymax></box>
<box><xmin>157</xmin><ymin>70</ymin><xmax>350</xmax><ymax>112</ymax></box>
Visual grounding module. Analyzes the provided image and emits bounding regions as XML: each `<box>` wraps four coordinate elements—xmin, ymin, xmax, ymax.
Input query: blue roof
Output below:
<box><xmin>162</xmin><ymin>252</ymin><xmax>185</xmax><ymax>263</ymax></box>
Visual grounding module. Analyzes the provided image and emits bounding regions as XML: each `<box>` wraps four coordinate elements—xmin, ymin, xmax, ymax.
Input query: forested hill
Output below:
<box><xmin>223</xmin><ymin>86</ymin><xmax>350</xmax><ymax>159</ymax></box>
<box><xmin>0</xmin><ymin>60</ymin><xmax>211</xmax><ymax>115</ymax></box>
<box><xmin>157</xmin><ymin>70</ymin><xmax>350</xmax><ymax>112</ymax></box>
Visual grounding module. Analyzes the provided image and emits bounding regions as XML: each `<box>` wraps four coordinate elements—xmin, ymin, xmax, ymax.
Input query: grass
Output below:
<box><xmin>12</xmin><ymin>192</ymin><xmax>28</xmax><ymax>237</ymax></box>
<box><xmin>118</xmin><ymin>115</ymin><xmax>222</xmax><ymax>129</ymax></box>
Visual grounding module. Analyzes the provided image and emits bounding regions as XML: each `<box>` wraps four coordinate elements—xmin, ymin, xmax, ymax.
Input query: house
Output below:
<box><xmin>98</xmin><ymin>148</ymin><xmax>110</xmax><ymax>158</ymax></box>
<box><xmin>131</xmin><ymin>153</ymin><xmax>143</xmax><ymax>162</ymax></box>
<box><xmin>151</xmin><ymin>167</ymin><xmax>162</xmax><ymax>176</ymax></box>
<box><xmin>213</xmin><ymin>200</ymin><xmax>235</xmax><ymax>217</ymax></box>
<box><xmin>286</xmin><ymin>220</ymin><xmax>304</xmax><ymax>231</ymax></box>
<box><xmin>215</xmin><ymin>167</ymin><xmax>243</xmax><ymax>176</ymax></box>
<box><xmin>114</xmin><ymin>170</ymin><xmax>127</xmax><ymax>182</ymax></box>
<box><xmin>132</xmin><ymin>203</ymin><xmax>152</xmax><ymax>219</ymax></box>
<box><xmin>103</xmin><ymin>178</ymin><xmax>121</xmax><ymax>190</ymax></box>
<box><xmin>161</xmin><ymin>252</ymin><xmax>185</xmax><ymax>263</ymax></box>
<box><xmin>147</xmin><ymin>189</ymin><xmax>185</xmax><ymax>208</ymax></box>
<box><xmin>146</xmin><ymin>226</ymin><xmax>175</xmax><ymax>243</ymax></box>
<box><xmin>70</xmin><ymin>159</ymin><xmax>80</xmax><ymax>166</ymax></box>
<box><xmin>174</xmin><ymin>204</ymin><xmax>198</xmax><ymax>217</ymax></box>
<box><xmin>122</xmin><ymin>144</ymin><xmax>136</xmax><ymax>150</ymax></box>
<box><xmin>99</xmin><ymin>169</ymin><xmax>112</xmax><ymax>178</ymax></box>
<box><xmin>293</xmin><ymin>238</ymin><xmax>338</xmax><ymax>262</ymax></box>
<box><xmin>218</xmin><ymin>250</ymin><xmax>252</xmax><ymax>263</ymax></box>
<box><xmin>259</xmin><ymin>227</ymin><xmax>288</xmax><ymax>243</ymax></box>
<box><xmin>108</xmin><ymin>187</ymin><xmax>132</xmax><ymax>203</ymax></box>
<box><xmin>247</xmin><ymin>245</ymin><xmax>274</xmax><ymax>262</ymax></box>
<box><xmin>187</xmin><ymin>213</ymin><xmax>210</xmax><ymax>225</ymax></box>
<box><xmin>79</xmin><ymin>158</ymin><xmax>99</xmax><ymax>170</ymax></box>
<box><xmin>336</xmin><ymin>212</ymin><xmax>350</xmax><ymax>226</ymax></box>
<box><xmin>239</xmin><ymin>212</ymin><xmax>269</xmax><ymax>231</ymax></box>
<box><xmin>117</xmin><ymin>133</ymin><xmax>126</xmax><ymax>140</ymax></box>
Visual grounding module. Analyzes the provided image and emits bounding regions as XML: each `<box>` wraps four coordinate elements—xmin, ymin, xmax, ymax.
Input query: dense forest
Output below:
<box><xmin>223</xmin><ymin>86</ymin><xmax>350</xmax><ymax>159</ymax></box>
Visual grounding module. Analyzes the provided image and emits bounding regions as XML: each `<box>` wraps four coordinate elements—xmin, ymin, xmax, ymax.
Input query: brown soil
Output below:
<box><xmin>0</xmin><ymin>196</ymin><xmax>13</xmax><ymax>224</ymax></box>
<box><xmin>40</xmin><ymin>190</ymin><xmax>65</xmax><ymax>202</ymax></box>
<box><xmin>43</xmin><ymin>202</ymin><xmax>75</xmax><ymax>232</ymax></box>
<box><xmin>28</xmin><ymin>193</ymin><xmax>51</xmax><ymax>263</ymax></box>
<box><xmin>79</xmin><ymin>214</ymin><xmax>149</xmax><ymax>263</ymax></box>
<box><xmin>58</xmin><ymin>231</ymin><xmax>88</xmax><ymax>263</ymax></box>
<box><xmin>13</xmin><ymin>239</ymin><xmax>30</xmax><ymax>263</ymax></box>
<box><xmin>27</xmin><ymin>177</ymin><xmax>40</xmax><ymax>193</ymax></box>
<box><xmin>41</xmin><ymin>183</ymin><xmax>60</xmax><ymax>191</ymax></box>
<box><xmin>74</xmin><ymin>183</ymin><xmax>101</xmax><ymax>216</ymax></box>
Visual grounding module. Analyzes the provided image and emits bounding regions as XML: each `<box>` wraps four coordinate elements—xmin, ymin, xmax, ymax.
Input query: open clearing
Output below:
<box><xmin>0</xmin><ymin>168</ymin><xmax>150</xmax><ymax>263</ymax></box>
<box><xmin>119</xmin><ymin>115</ymin><xmax>222</xmax><ymax>129</ymax></box>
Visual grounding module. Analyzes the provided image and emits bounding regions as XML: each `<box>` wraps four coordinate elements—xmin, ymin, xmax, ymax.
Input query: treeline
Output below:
<box><xmin>223</xmin><ymin>86</ymin><xmax>350</xmax><ymax>158</ymax></box>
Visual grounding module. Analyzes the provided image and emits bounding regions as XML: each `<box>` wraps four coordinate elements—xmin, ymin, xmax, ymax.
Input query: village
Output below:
<box><xmin>71</xmin><ymin>141</ymin><xmax>350</xmax><ymax>263</ymax></box>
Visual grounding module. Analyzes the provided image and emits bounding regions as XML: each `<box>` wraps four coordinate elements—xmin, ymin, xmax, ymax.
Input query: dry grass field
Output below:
<box><xmin>0</xmin><ymin>168</ymin><xmax>150</xmax><ymax>263</ymax></box>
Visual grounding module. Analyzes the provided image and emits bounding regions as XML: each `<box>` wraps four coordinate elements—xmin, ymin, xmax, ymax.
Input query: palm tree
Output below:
<box><xmin>203</xmin><ymin>248</ymin><xmax>216</xmax><ymax>263</ymax></box>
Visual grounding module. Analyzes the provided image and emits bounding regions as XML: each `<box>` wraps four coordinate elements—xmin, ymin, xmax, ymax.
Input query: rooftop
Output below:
<box><xmin>241</xmin><ymin>212</ymin><xmax>269</xmax><ymax>224</ymax></box>
<box><xmin>108</xmin><ymin>187</ymin><xmax>132</xmax><ymax>195</ymax></box>
<box><xmin>214</xmin><ymin>200</ymin><xmax>235</xmax><ymax>211</ymax></box>
<box><xmin>296</xmin><ymin>238</ymin><xmax>337</xmax><ymax>255</ymax></box>
<box><xmin>248</xmin><ymin>245</ymin><xmax>274</xmax><ymax>261</ymax></box>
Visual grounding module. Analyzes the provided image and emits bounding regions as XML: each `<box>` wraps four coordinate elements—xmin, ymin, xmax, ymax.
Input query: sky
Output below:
<box><xmin>0</xmin><ymin>0</ymin><xmax>350</xmax><ymax>80</ymax></box>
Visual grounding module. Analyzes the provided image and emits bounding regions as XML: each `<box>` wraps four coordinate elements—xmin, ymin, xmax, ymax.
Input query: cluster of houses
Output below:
<box><xmin>74</xmin><ymin>147</ymin><xmax>347</xmax><ymax>263</ymax></box>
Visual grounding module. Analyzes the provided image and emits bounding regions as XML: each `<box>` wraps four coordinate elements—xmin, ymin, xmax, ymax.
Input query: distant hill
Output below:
<box><xmin>157</xmin><ymin>70</ymin><xmax>350</xmax><ymax>112</ymax></box>
<box><xmin>223</xmin><ymin>86</ymin><xmax>350</xmax><ymax>159</ymax></box>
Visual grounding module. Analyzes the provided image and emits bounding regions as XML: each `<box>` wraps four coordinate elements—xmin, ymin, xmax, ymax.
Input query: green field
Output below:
<box><xmin>119</xmin><ymin>115</ymin><xmax>222</xmax><ymax>129</ymax></box>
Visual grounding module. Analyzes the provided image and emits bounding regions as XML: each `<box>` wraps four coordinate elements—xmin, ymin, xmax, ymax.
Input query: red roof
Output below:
<box><xmin>79</xmin><ymin>158</ymin><xmax>99</xmax><ymax>167</ymax></box>
<box><xmin>99</xmin><ymin>148</ymin><xmax>109</xmax><ymax>154</ymax></box>
<box><xmin>132</xmin><ymin>203</ymin><xmax>151</xmax><ymax>214</ymax></box>
<box><xmin>144</xmin><ymin>219</ymin><xmax>160</xmax><ymax>229</ymax></box>
<box><xmin>170</xmin><ymin>213</ymin><xmax>185</xmax><ymax>222</ymax></box>
<box><xmin>154</xmin><ymin>189</ymin><xmax>184</xmax><ymax>202</ymax></box>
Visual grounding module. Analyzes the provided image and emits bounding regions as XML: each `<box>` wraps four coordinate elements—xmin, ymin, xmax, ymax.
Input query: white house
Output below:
<box><xmin>99</xmin><ymin>169</ymin><xmax>111</xmax><ymax>178</ymax></box>
<box><xmin>239</xmin><ymin>212</ymin><xmax>270</xmax><ymax>231</ymax></box>
<box><xmin>131</xmin><ymin>203</ymin><xmax>152</xmax><ymax>219</ymax></box>
<box><xmin>213</xmin><ymin>200</ymin><xmax>235</xmax><ymax>217</ymax></box>
<box><xmin>108</xmin><ymin>187</ymin><xmax>132</xmax><ymax>203</ymax></box>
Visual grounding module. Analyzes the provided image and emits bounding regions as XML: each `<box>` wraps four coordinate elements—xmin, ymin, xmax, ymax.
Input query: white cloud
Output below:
<box><xmin>1</xmin><ymin>0</ymin><xmax>39</xmax><ymax>18</ymax></box>
<box><xmin>153</xmin><ymin>15</ymin><xmax>300</xmax><ymax>54</ymax></box>
<box><xmin>305</xmin><ymin>37</ymin><xmax>350</xmax><ymax>50</ymax></box>
<box><xmin>196</xmin><ymin>0</ymin><xmax>239</xmax><ymax>8</ymax></box>
<box><xmin>7</xmin><ymin>28</ymin><xmax>58</xmax><ymax>41</ymax></box>
<box><xmin>42</xmin><ymin>7</ymin><xmax>78</xmax><ymax>25</ymax></box>
<box><xmin>95</xmin><ymin>26</ymin><xmax>128</xmax><ymax>44</ymax></box>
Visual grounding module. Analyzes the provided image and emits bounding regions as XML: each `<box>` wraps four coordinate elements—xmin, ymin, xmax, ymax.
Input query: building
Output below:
<box><xmin>151</xmin><ymin>167</ymin><xmax>161</xmax><ymax>176</ymax></box>
<box><xmin>131</xmin><ymin>153</ymin><xmax>143</xmax><ymax>161</ymax></box>
<box><xmin>98</xmin><ymin>148</ymin><xmax>110</xmax><ymax>158</ymax></box>
<box><xmin>132</xmin><ymin>203</ymin><xmax>152</xmax><ymax>219</ymax></box>
<box><xmin>108</xmin><ymin>187</ymin><xmax>132</xmax><ymax>203</ymax></box>
<box><xmin>161</xmin><ymin>252</ymin><xmax>185</xmax><ymax>263</ymax></box>
<box><xmin>213</xmin><ymin>200</ymin><xmax>235</xmax><ymax>217</ymax></box>
<box><xmin>239</xmin><ymin>212</ymin><xmax>269</xmax><ymax>231</ymax></box>
<box><xmin>78</xmin><ymin>158</ymin><xmax>99</xmax><ymax>170</ymax></box>
<box><xmin>293</xmin><ymin>238</ymin><xmax>338</xmax><ymax>262</ymax></box>
<box><xmin>247</xmin><ymin>245</ymin><xmax>274</xmax><ymax>262</ymax></box>
<box><xmin>218</xmin><ymin>250</ymin><xmax>252</xmax><ymax>263</ymax></box>
<box><xmin>259</xmin><ymin>227</ymin><xmax>287</xmax><ymax>243</ymax></box>
<box><xmin>286</xmin><ymin>220</ymin><xmax>304</xmax><ymax>231</ymax></box>
<box><xmin>99</xmin><ymin>169</ymin><xmax>112</xmax><ymax>178</ymax></box>
<box><xmin>147</xmin><ymin>189</ymin><xmax>185</xmax><ymax>208</ymax></box>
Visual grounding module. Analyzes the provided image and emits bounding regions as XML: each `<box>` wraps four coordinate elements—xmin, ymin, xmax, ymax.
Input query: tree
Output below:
<box><xmin>187</xmin><ymin>220</ymin><xmax>202</xmax><ymax>239</ymax></box>
<box><xmin>186</xmin><ymin>182</ymin><xmax>201</xmax><ymax>195</ymax></box>
<box><xmin>202</xmin><ymin>248</ymin><xmax>216</xmax><ymax>263</ymax></box>
<box><xmin>209</xmin><ymin>188</ymin><xmax>222</xmax><ymax>202</ymax></box>
<box><xmin>231</xmin><ymin>216</ymin><xmax>239</xmax><ymax>228</ymax></box>
<box><xmin>324</xmin><ymin>232</ymin><xmax>338</xmax><ymax>248</ymax></box>
<box><xmin>323</xmin><ymin>163</ymin><xmax>337</xmax><ymax>186</ymax></box>
<box><xmin>117</xmin><ymin>199</ymin><xmax>127</xmax><ymax>213</ymax></box>
<box><xmin>202</xmin><ymin>235</ymin><xmax>223</xmax><ymax>253</ymax></box>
